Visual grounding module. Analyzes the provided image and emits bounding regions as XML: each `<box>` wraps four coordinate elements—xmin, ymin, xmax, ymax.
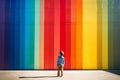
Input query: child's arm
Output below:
<box><xmin>57</xmin><ymin>56</ymin><xmax>59</xmax><ymax>65</ymax></box>
<box><xmin>63</xmin><ymin>57</ymin><xmax>65</xmax><ymax>65</ymax></box>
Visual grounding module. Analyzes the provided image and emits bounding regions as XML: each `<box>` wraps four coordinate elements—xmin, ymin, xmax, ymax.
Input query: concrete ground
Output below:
<box><xmin>0</xmin><ymin>70</ymin><xmax>120</xmax><ymax>80</ymax></box>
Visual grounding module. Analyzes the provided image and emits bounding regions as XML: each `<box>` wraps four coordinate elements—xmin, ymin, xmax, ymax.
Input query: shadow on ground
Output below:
<box><xmin>105</xmin><ymin>70</ymin><xmax>120</xmax><ymax>75</ymax></box>
<box><xmin>19</xmin><ymin>76</ymin><xmax>61</xmax><ymax>78</ymax></box>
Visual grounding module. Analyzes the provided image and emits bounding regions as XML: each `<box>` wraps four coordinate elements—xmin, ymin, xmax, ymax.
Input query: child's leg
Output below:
<box><xmin>61</xmin><ymin>66</ymin><xmax>63</xmax><ymax>76</ymax></box>
<box><xmin>57</xmin><ymin>66</ymin><xmax>60</xmax><ymax>76</ymax></box>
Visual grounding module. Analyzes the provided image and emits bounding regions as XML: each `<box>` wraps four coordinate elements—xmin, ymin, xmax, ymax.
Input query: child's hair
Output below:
<box><xmin>59</xmin><ymin>51</ymin><xmax>64</xmax><ymax>56</ymax></box>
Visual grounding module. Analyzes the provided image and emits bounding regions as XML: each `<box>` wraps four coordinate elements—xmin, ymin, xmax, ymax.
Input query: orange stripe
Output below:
<box><xmin>71</xmin><ymin>0</ymin><xmax>76</xmax><ymax>69</ymax></box>
<box><xmin>40</xmin><ymin>0</ymin><xmax>44</xmax><ymax>69</ymax></box>
<box><xmin>76</xmin><ymin>0</ymin><xmax>82</xmax><ymax>69</ymax></box>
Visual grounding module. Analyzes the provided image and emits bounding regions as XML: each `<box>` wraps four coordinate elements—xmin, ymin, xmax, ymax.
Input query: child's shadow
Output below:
<box><xmin>19</xmin><ymin>76</ymin><xmax>60</xmax><ymax>78</ymax></box>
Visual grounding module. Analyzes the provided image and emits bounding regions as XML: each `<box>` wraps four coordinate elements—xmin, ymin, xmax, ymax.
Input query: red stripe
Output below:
<box><xmin>65</xmin><ymin>0</ymin><xmax>71</xmax><ymax>69</ymax></box>
<box><xmin>54</xmin><ymin>0</ymin><xmax>60</xmax><ymax>69</ymax></box>
<box><xmin>60</xmin><ymin>0</ymin><xmax>71</xmax><ymax>69</ymax></box>
<box><xmin>44</xmin><ymin>0</ymin><xmax>54</xmax><ymax>69</ymax></box>
<box><xmin>60</xmin><ymin>0</ymin><xmax>66</xmax><ymax>68</ymax></box>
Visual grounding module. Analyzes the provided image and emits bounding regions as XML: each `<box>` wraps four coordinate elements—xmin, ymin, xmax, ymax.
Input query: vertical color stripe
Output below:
<box><xmin>114</xmin><ymin>0</ymin><xmax>120</xmax><ymax>69</ymax></box>
<box><xmin>44</xmin><ymin>0</ymin><xmax>54</xmax><ymax>69</ymax></box>
<box><xmin>83</xmin><ymin>0</ymin><xmax>97</xmax><ymax>69</ymax></box>
<box><xmin>65</xmin><ymin>0</ymin><xmax>71</xmax><ymax>69</ymax></box>
<box><xmin>76</xmin><ymin>0</ymin><xmax>82</xmax><ymax>69</ymax></box>
<box><xmin>54</xmin><ymin>0</ymin><xmax>60</xmax><ymax>69</ymax></box>
<box><xmin>14</xmin><ymin>0</ymin><xmax>20</xmax><ymax>69</ymax></box>
<box><xmin>34</xmin><ymin>0</ymin><xmax>40</xmax><ymax>69</ymax></box>
<box><xmin>60</xmin><ymin>0</ymin><xmax>66</xmax><ymax>69</ymax></box>
<box><xmin>71</xmin><ymin>0</ymin><xmax>76</xmax><ymax>69</ymax></box>
<box><xmin>108</xmin><ymin>0</ymin><xmax>114</xmax><ymax>69</ymax></box>
<box><xmin>10</xmin><ymin>0</ymin><xmax>15</xmax><ymax>69</ymax></box>
<box><xmin>4</xmin><ymin>0</ymin><xmax>10</xmax><ymax>69</ymax></box>
<box><xmin>0</xmin><ymin>0</ymin><xmax>5</xmax><ymax>69</ymax></box>
<box><xmin>20</xmin><ymin>0</ymin><xmax>25</xmax><ymax>69</ymax></box>
<box><xmin>30</xmin><ymin>0</ymin><xmax>35</xmax><ymax>69</ymax></box>
<box><xmin>44</xmin><ymin>0</ymin><xmax>49</xmax><ymax>69</ymax></box>
<box><xmin>97</xmin><ymin>0</ymin><xmax>102</xmax><ymax>69</ymax></box>
<box><xmin>25</xmin><ymin>0</ymin><xmax>30</xmax><ymax>69</ymax></box>
<box><xmin>40</xmin><ymin>0</ymin><xmax>44</xmax><ymax>69</ymax></box>
<box><xmin>102</xmin><ymin>0</ymin><xmax>108</xmax><ymax>69</ymax></box>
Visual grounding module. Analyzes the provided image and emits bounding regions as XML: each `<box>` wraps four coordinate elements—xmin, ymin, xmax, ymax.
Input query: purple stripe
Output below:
<box><xmin>4</xmin><ymin>0</ymin><xmax>10</xmax><ymax>69</ymax></box>
<box><xmin>0</xmin><ymin>0</ymin><xmax>5</xmax><ymax>69</ymax></box>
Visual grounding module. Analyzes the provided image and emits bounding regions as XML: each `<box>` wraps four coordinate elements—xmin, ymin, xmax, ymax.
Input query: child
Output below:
<box><xmin>57</xmin><ymin>51</ymin><xmax>65</xmax><ymax>77</ymax></box>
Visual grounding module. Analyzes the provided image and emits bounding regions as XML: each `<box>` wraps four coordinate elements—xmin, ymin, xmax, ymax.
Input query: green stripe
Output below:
<box><xmin>108</xmin><ymin>0</ymin><xmax>114</xmax><ymax>69</ymax></box>
<box><xmin>113</xmin><ymin>0</ymin><xmax>120</xmax><ymax>69</ymax></box>
<box><xmin>30</xmin><ymin>0</ymin><xmax>35</xmax><ymax>69</ymax></box>
<box><xmin>34</xmin><ymin>0</ymin><xmax>40</xmax><ymax>69</ymax></box>
<box><xmin>102</xmin><ymin>0</ymin><xmax>108</xmax><ymax>69</ymax></box>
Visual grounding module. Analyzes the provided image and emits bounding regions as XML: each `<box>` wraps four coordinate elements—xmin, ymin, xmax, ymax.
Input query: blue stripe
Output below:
<box><xmin>14</xmin><ymin>0</ymin><xmax>20</xmax><ymax>69</ymax></box>
<box><xmin>20</xmin><ymin>0</ymin><xmax>25</xmax><ymax>69</ymax></box>
<box><xmin>4</xmin><ymin>0</ymin><xmax>10</xmax><ymax>69</ymax></box>
<box><xmin>25</xmin><ymin>0</ymin><xmax>30</xmax><ymax>69</ymax></box>
<box><xmin>10</xmin><ymin>0</ymin><xmax>15</xmax><ymax>69</ymax></box>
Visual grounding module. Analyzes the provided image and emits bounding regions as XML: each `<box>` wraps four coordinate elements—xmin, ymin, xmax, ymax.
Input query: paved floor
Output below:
<box><xmin>0</xmin><ymin>70</ymin><xmax>120</xmax><ymax>80</ymax></box>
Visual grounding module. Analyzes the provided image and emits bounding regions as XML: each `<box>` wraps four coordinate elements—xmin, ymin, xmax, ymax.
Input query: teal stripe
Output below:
<box><xmin>113</xmin><ymin>0</ymin><xmax>120</xmax><ymax>69</ymax></box>
<box><xmin>34</xmin><ymin>0</ymin><xmax>40</xmax><ymax>69</ymax></box>
<box><xmin>25</xmin><ymin>0</ymin><xmax>30</xmax><ymax>69</ymax></box>
<box><xmin>30</xmin><ymin>0</ymin><xmax>35</xmax><ymax>69</ymax></box>
<box><xmin>108</xmin><ymin>0</ymin><xmax>114</xmax><ymax>69</ymax></box>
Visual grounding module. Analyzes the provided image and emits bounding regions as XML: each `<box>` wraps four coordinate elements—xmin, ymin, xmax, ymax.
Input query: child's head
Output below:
<box><xmin>59</xmin><ymin>51</ymin><xmax>64</xmax><ymax>56</ymax></box>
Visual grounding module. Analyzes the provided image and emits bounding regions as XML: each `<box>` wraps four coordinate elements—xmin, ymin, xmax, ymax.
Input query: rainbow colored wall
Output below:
<box><xmin>0</xmin><ymin>0</ymin><xmax>120</xmax><ymax>70</ymax></box>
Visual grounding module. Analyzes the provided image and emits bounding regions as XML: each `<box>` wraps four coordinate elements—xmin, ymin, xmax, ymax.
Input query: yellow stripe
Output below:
<box><xmin>83</xmin><ymin>0</ymin><xmax>97</xmax><ymax>69</ymax></box>
<box><xmin>97</xmin><ymin>0</ymin><xmax>102</xmax><ymax>69</ymax></box>
<box><xmin>102</xmin><ymin>0</ymin><xmax>108</xmax><ymax>69</ymax></box>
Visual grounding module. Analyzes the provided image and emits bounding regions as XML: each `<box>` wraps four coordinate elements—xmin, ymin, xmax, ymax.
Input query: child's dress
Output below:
<box><xmin>57</xmin><ymin>56</ymin><xmax>65</xmax><ymax>66</ymax></box>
